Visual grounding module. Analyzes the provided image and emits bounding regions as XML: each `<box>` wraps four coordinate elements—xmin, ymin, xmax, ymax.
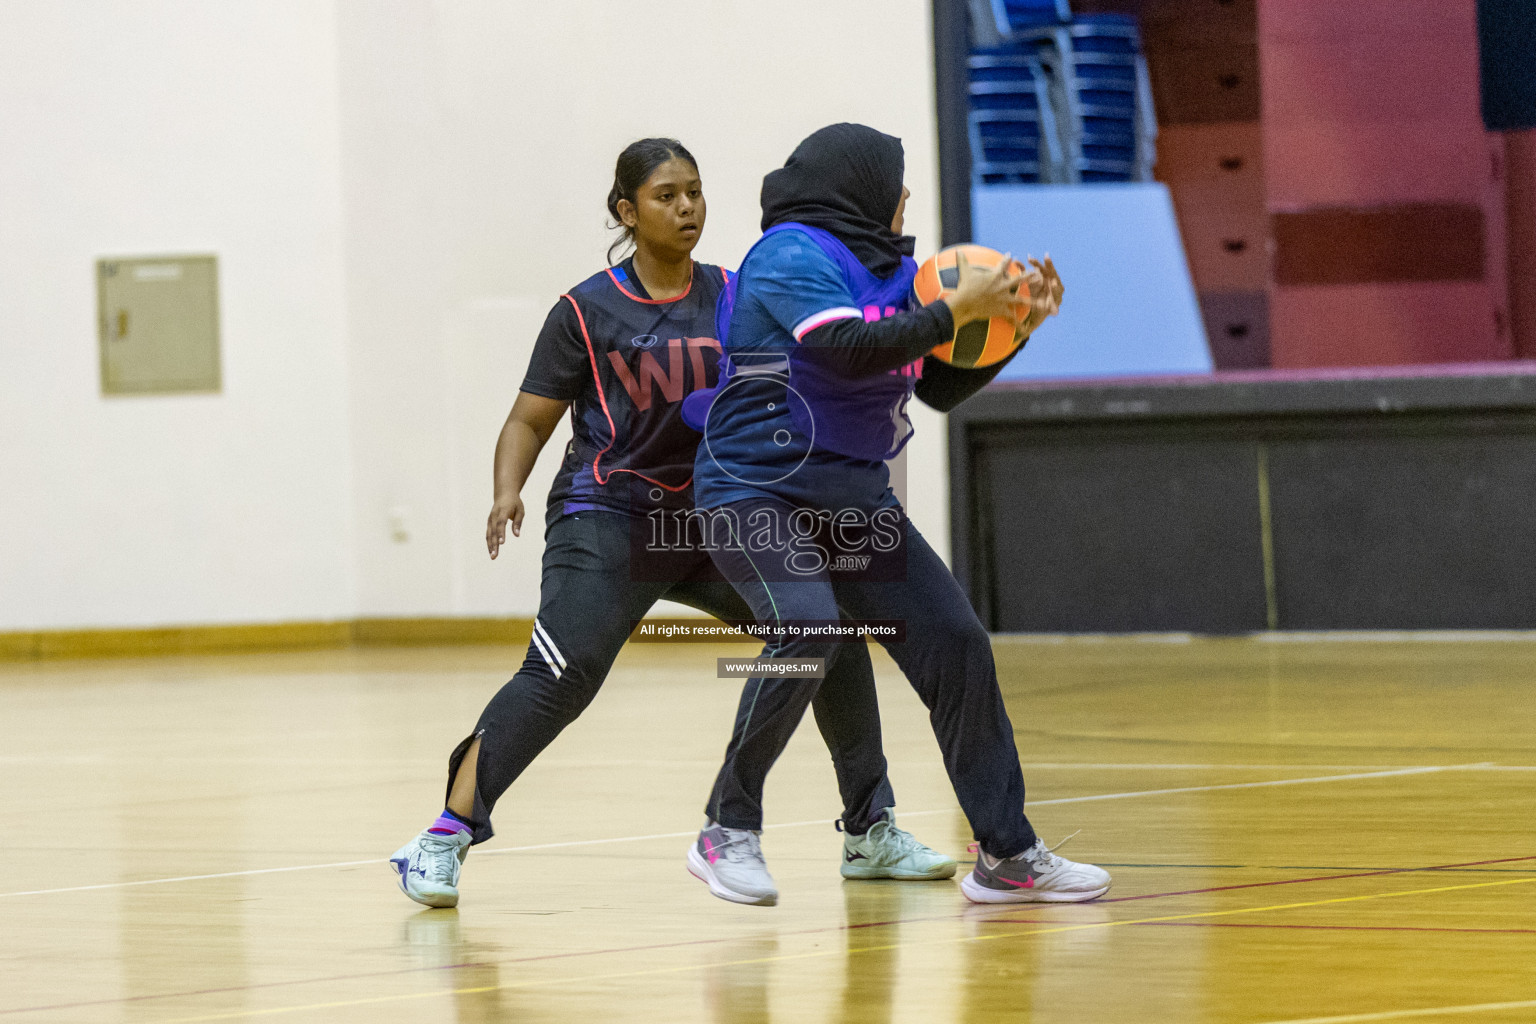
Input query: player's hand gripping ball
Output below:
<box><xmin>914</xmin><ymin>245</ymin><xmax>1057</xmax><ymax>368</ymax></box>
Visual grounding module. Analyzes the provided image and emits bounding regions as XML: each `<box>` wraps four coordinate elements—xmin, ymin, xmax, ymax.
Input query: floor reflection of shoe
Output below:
<box><xmin>402</xmin><ymin>908</ymin><xmax>462</xmax><ymax>952</ymax></box>
<box><xmin>686</xmin><ymin>820</ymin><xmax>778</xmax><ymax>906</ymax></box>
<box><xmin>960</xmin><ymin>836</ymin><xmax>1111</xmax><ymax>904</ymax></box>
<box><xmin>840</xmin><ymin>809</ymin><xmax>957</xmax><ymax>880</ymax></box>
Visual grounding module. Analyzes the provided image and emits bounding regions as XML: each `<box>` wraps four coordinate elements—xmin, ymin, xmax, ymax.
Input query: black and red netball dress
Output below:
<box><xmin>525</xmin><ymin>257</ymin><xmax>728</xmax><ymax>522</ymax></box>
<box><xmin>439</xmin><ymin>255</ymin><xmax>898</xmax><ymax>850</ymax></box>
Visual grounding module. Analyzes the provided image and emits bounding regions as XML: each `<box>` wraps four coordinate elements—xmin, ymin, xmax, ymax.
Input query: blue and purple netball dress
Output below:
<box><xmin>686</xmin><ymin>223</ymin><xmax>920</xmax><ymax>515</ymax></box>
<box><xmin>688</xmin><ymin>124</ymin><xmax>1048</xmax><ymax>864</ymax></box>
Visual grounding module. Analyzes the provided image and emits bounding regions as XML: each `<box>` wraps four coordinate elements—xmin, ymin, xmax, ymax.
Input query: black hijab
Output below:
<box><xmin>759</xmin><ymin>123</ymin><xmax>916</xmax><ymax>278</ymax></box>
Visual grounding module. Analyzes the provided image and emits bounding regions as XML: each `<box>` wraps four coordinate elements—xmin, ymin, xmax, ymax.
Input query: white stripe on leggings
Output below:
<box><xmin>535</xmin><ymin>619</ymin><xmax>568</xmax><ymax>670</ymax></box>
<box><xmin>530</xmin><ymin>629</ymin><xmax>562</xmax><ymax>678</ymax></box>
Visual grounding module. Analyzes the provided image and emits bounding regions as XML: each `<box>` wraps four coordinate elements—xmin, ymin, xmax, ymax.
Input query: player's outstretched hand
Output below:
<box><xmin>486</xmin><ymin>493</ymin><xmax>525</xmax><ymax>559</ymax></box>
<box><xmin>1033</xmin><ymin>254</ymin><xmax>1064</xmax><ymax>314</ymax></box>
<box><xmin>1019</xmin><ymin>254</ymin><xmax>1065</xmax><ymax>336</ymax></box>
<box><xmin>945</xmin><ymin>250</ymin><xmax>1026</xmax><ymax>327</ymax></box>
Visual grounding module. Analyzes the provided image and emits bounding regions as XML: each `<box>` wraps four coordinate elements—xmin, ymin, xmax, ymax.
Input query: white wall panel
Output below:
<box><xmin>0</xmin><ymin>0</ymin><xmax>949</xmax><ymax>628</ymax></box>
<box><xmin>0</xmin><ymin>2</ymin><xmax>354</xmax><ymax>628</ymax></box>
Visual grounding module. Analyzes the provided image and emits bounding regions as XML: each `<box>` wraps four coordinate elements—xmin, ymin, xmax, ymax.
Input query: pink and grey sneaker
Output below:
<box><xmin>686</xmin><ymin>820</ymin><xmax>778</xmax><ymax>906</ymax></box>
<box><xmin>960</xmin><ymin>835</ymin><xmax>1111</xmax><ymax>904</ymax></box>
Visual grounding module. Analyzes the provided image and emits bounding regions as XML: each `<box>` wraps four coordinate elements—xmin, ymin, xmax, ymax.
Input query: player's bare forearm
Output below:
<box><xmin>493</xmin><ymin>392</ymin><xmax>570</xmax><ymax>500</ymax></box>
<box><xmin>487</xmin><ymin>392</ymin><xmax>570</xmax><ymax>556</ymax></box>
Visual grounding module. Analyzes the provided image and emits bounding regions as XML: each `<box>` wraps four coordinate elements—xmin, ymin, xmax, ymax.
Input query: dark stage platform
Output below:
<box><xmin>947</xmin><ymin>363</ymin><xmax>1536</xmax><ymax>632</ymax></box>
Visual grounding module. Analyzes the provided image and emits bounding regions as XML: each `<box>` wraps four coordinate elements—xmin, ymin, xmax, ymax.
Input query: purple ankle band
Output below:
<box><xmin>428</xmin><ymin>814</ymin><xmax>471</xmax><ymax>836</ymax></box>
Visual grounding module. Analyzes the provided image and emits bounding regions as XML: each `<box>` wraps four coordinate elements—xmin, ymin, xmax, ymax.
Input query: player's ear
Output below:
<box><xmin>617</xmin><ymin>198</ymin><xmax>638</xmax><ymax>229</ymax></box>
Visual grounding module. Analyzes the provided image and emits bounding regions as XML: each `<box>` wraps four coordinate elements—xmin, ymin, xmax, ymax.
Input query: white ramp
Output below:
<box><xmin>971</xmin><ymin>183</ymin><xmax>1213</xmax><ymax>380</ymax></box>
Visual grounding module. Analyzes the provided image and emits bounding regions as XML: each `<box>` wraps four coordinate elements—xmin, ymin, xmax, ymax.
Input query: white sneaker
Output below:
<box><xmin>687</xmin><ymin>820</ymin><xmax>778</xmax><ymax>906</ymax></box>
<box><xmin>390</xmin><ymin>827</ymin><xmax>472</xmax><ymax>908</ymax></box>
<box><xmin>841</xmin><ymin>809</ymin><xmax>957</xmax><ymax>880</ymax></box>
<box><xmin>960</xmin><ymin>834</ymin><xmax>1111</xmax><ymax>904</ymax></box>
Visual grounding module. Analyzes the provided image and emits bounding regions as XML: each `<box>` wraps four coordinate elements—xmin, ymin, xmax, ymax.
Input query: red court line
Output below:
<box><xmin>8</xmin><ymin>852</ymin><xmax>1534</xmax><ymax>1018</ymax></box>
<box><xmin>1083</xmin><ymin>853</ymin><xmax>1536</xmax><ymax>906</ymax></box>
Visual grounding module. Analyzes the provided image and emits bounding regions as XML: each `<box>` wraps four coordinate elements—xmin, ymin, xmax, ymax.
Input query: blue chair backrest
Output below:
<box><xmin>999</xmin><ymin>0</ymin><xmax>1072</xmax><ymax>30</ymax></box>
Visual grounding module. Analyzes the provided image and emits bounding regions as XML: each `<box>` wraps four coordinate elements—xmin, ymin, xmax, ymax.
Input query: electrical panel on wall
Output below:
<box><xmin>97</xmin><ymin>254</ymin><xmax>221</xmax><ymax>395</ymax></box>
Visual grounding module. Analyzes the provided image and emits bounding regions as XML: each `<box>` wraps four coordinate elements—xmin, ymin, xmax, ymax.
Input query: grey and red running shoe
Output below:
<box><xmin>960</xmin><ymin>835</ymin><xmax>1111</xmax><ymax>903</ymax></box>
<box><xmin>687</xmin><ymin>820</ymin><xmax>778</xmax><ymax>906</ymax></box>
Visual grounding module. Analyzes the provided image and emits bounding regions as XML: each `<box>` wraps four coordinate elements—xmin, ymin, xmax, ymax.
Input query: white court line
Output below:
<box><xmin>4</xmin><ymin>759</ymin><xmax>1533</xmax><ymax>773</ymax></box>
<box><xmin>0</xmin><ymin>763</ymin><xmax>1485</xmax><ymax>901</ymax></box>
<box><xmin>1255</xmin><ymin>631</ymin><xmax>1536</xmax><ymax>643</ymax></box>
<box><xmin>0</xmin><ymin>756</ymin><xmax>447</xmax><ymax>766</ymax></box>
<box><xmin>1020</xmin><ymin>763</ymin><xmax>1509</xmax><ymax>771</ymax></box>
<box><xmin>990</xmin><ymin>630</ymin><xmax>1536</xmax><ymax>643</ymax></box>
<box><xmin>3</xmin><ymin>758</ymin><xmax>1514</xmax><ymax>771</ymax></box>
<box><xmin>994</xmin><ymin>633</ymin><xmax>1196</xmax><ymax>644</ymax></box>
<box><xmin>1020</xmin><ymin>763</ymin><xmax>1535</xmax><ymax>772</ymax></box>
<box><xmin>1025</xmin><ymin>764</ymin><xmax>1486</xmax><ymax>807</ymax></box>
<box><xmin>1254</xmin><ymin>998</ymin><xmax>1536</xmax><ymax>1023</ymax></box>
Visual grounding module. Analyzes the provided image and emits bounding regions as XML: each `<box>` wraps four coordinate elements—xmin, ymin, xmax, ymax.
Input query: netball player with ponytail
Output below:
<box><xmin>687</xmin><ymin>123</ymin><xmax>1111</xmax><ymax>905</ymax></box>
<box><xmin>389</xmin><ymin>138</ymin><xmax>953</xmax><ymax>909</ymax></box>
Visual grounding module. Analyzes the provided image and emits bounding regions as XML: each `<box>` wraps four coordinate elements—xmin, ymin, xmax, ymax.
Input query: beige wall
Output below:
<box><xmin>336</xmin><ymin>0</ymin><xmax>950</xmax><ymax>619</ymax></box>
<box><xmin>0</xmin><ymin>0</ymin><xmax>950</xmax><ymax>629</ymax></box>
<box><xmin>0</xmin><ymin>2</ymin><xmax>355</xmax><ymax>630</ymax></box>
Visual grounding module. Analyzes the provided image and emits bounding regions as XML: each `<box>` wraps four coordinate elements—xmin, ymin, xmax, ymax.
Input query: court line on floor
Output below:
<box><xmin>890</xmin><ymin>855</ymin><xmax>1536</xmax><ymax>914</ymax></box>
<box><xmin>1254</xmin><ymin>631</ymin><xmax>1536</xmax><ymax>644</ymax></box>
<box><xmin>1024</xmin><ymin>763</ymin><xmax>1483</xmax><ymax>808</ymax></box>
<box><xmin>1039</xmin><ymin>764</ymin><xmax>1536</xmax><ymax>774</ymax></box>
<box><xmin>1097</xmin><ymin>863</ymin><xmax>1536</xmax><ymax>874</ymax></box>
<box><xmin>1252</xmin><ymin>998</ymin><xmax>1536</xmax><ymax>1023</ymax></box>
<box><xmin>992</xmin><ymin>630</ymin><xmax>1536</xmax><ymax>643</ymax></box>
<box><xmin>1085</xmin><ymin>853</ymin><xmax>1536</xmax><ymax>906</ymax></box>
<box><xmin>138</xmin><ymin>875</ymin><xmax>1536</xmax><ymax>1023</ymax></box>
<box><xmin>10</xmin><ymin>757</ymin><xmax>1511</xmax><ymax>770</ymax></box>
<box><xmin>1077</xmin><ymin>921</ymin><xmax>1536</xmax><ymax>936</ymax></box>
<box><xmin>0</xmin><ymin>763</ymin><xmax>1482</xmax><ymax>899</ymax></box>
<box><xmin>8</xmin><ymin>852</ymin><xmax>1533</xmax><ymax>1019</ymax></box>
<box><xmin>1013</xmin><ymin>763</ymin><xmax>1534</xmax><ymax>773</ymax></box>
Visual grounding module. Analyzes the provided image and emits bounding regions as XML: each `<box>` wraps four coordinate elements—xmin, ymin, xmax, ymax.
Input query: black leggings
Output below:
<box><xmin>448</xmin><ymin>511</ymin><xmax>895</xmax><ymax>844</ymax></box>
<box><xmin>703</xmin><ymin>498</ymin><xmax>1038</xmax><ymax>859</ymax></box>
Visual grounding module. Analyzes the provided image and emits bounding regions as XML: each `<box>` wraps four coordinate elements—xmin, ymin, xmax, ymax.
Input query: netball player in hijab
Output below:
<box><xmin>686</xmin><ymin>124</ymin><xmax>1109</xmax><ymax>905</ymax></box>
<box><xmin>389</xmin><ymin>138</ymin><xmax>952</xmax><ymax>910</ymax></box>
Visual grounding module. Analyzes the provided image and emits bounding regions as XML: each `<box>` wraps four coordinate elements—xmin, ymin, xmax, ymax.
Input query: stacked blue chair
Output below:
<box><xmin>967</xmin><ymin>2</ymin><xmax>1157</xmax><ymax>185</ymax></box>
<box><xmin>1022</xmin><ymin>14</ymin><xmax>1156</xmax><ymax>182</ymax></box>
<box><xmin>968</xmin><ymin>0</ymin><xmax>1071</xmax><ymax>47</ymax></box>
<box><xmin>967</xmin><ymin>45</ymin><xmax>1064</xmax><ymax>184</ymax></box>
<box><xmin>999</xmin><ymin>0</ymin><xmax>1074</xmax><ymax>32</ymax></box>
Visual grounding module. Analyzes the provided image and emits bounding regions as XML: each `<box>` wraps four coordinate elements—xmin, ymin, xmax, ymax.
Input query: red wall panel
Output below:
<box><xmin>1258</xmin><ymin>0</ymin><xmax>1510</xmax><ymax>367</ymax></box>
<box><xmin>1270</xmin><ymin>284</ymin><xmax>1506</xmax><ymax>367</ymax></box>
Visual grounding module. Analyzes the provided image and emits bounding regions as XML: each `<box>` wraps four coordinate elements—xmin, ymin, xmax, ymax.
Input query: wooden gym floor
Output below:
<box><xmin>2</xmin><ymin>636</ymin><xmax>1533</xmax><ymax>1023</ymax></box>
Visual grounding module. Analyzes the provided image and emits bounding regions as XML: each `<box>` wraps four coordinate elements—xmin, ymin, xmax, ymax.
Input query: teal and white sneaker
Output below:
<box><xmin>687</xmin><ymin>820</ymin><xmax>778</xmax><ymax>906</ymax></box>
<box><xmin>960</xmin><ymin>835</ymin><xmax>1111</xmax><ymax>904</ymax></box>
<box><xmin>390</xmin><ymin>827</ymin><xmax>472</xmax><ymax>908</ymax></box>
<box><xmin>840</xmin><ymin>809</ymin><xmax>958</xmax><ymax>880</ymax></box>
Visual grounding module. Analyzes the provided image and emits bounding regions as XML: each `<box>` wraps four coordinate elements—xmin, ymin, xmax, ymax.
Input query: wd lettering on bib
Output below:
<box><xmin>607</xmin><ymin>337</ymin><xmax>723</xmax><ymax>412</ymax></box>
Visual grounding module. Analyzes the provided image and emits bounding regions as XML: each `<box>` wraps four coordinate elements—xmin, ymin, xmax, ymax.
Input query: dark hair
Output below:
<box><xmin>606</xmin><ymin>137</ymin><xmax>698</xmax><ymax>265</ymax></box>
